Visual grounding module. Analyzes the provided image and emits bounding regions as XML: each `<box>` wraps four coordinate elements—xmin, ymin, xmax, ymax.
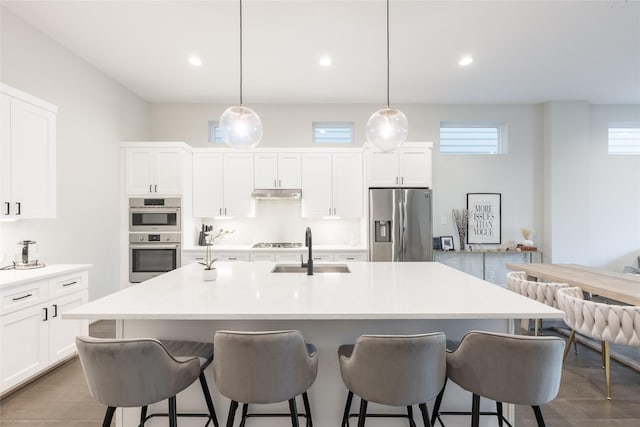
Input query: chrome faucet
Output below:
<box><xmin>301</xmin><ymin>227</ymin><xmax>313</xmax><ymax>275</ymax></box>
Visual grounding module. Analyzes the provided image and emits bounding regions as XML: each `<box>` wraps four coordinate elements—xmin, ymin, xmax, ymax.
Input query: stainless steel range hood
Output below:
<box><xmin>251</xmin><ymin>189</ymin><xmax>302</xmax><ymax>200</ymax></box>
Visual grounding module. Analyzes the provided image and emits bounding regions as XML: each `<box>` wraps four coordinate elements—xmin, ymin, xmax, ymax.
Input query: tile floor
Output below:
<box><xmin>0</xmin><ymin>321</ymin><xmax>639</xmax><ymax>426</ymax></box>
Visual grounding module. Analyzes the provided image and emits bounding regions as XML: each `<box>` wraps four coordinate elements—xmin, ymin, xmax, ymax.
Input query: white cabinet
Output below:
<box><xmin>368</xmin><ymin>144</ymin><xmax>432</xmax><ymax>188</ymax></box>
<box><xmin>0</xmin><ymin>268</ymin><xmax>89</xmax><ymax>395</ymax></box>
<box><xmin>301</xmin><ymin>152</ymin><xmax>363</xmax><ymax>218</ymax></box>
<box><xmin>192</xmin><ymin>151</ymin><xmax>254</xmax><ymax>218</ymax></box>
<box><xmin>125</xmin><ymin>146</ymin><xmax>186</xmax><ymax>195</ymax></box>
<box><xmin>0</xmin><ymin>85</ymin><xmax>56</xmax><ymax>219</ymax></box>
<box><xmin>254</xmin><ymin>152</ymin><xmax>301</xmax><ymax>189</ymax></box>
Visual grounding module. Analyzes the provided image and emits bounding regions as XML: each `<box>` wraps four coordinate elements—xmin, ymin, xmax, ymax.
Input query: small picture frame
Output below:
<box><xmin>440</xmin><ymin>236</ymin><xmax>454</xmax><ymax>251</ymax></box>
<box><xmin>433</xmin><ymin>237</ymin><xmax>442</xmax><ymax>250</ymax></box>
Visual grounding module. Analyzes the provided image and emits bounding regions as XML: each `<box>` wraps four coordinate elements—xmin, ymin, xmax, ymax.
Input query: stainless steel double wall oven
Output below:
<box><xmin>128</xmin><ymin>198</ymin><xmax>181</xmax><ymax>283</ymax></box>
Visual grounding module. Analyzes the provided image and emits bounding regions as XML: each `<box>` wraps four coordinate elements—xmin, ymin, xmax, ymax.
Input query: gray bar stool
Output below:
<box><xmin>213</xmin><ymin>330</ymin><xmax>318</xmax><ymax>427</ymax></box>
<box><xmin>338</xmin><ymin>333</ymin><xmax>446</xmax><ymax>427</ymax></box>
<box><xmin>431</xmin><ymin>331</ymin><xmax>564</xmax><ymax>427</ymax></box>
<box><xmin>76</xmin><ymin>336</ymin><xmax>219</xmax><ymax>427</ymax></box>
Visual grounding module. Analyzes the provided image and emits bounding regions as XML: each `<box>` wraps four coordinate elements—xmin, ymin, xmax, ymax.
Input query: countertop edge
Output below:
<box><xmin>0</xmin><ymin>264</ymin><xmax>93</xmax><ymax>289</ymax></box>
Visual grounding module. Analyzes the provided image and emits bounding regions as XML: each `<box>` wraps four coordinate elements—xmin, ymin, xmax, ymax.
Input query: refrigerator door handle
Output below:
<box><xmin>402</xmin><ymin>201</ymin><xmax>408</xmax><ymax>258</ymax></box>
<box><xmin>398</xmin><ymin>200</ymin><xmax>404</xmax><ymax>262</ymax></box>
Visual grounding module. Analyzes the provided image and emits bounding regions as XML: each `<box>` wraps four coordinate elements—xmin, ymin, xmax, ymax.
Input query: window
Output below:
<box><xmin>312</xmin><ymin>122</ymin><xmax>354</xmax><ymax>144</ymax></box>
<box><xmin>440</xmin><ymin>122</ymin><xmax>507</xmax><ymax>154</ymax></box>
<box><xmin>208</xmin><ymin>120</ymin><xmax>223</xmax><ymax>143</ymax></box>
<box><xmin>608</xmin><ymin>124</ymin><xmax>640</xmax><ymax>154</ymax></box>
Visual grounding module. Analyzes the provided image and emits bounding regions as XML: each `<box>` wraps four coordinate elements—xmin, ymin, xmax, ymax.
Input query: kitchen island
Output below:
<box><xmin>65</xmin><ymin>261</ymin><xmax>562</xmax><ymax>427</ymax></box>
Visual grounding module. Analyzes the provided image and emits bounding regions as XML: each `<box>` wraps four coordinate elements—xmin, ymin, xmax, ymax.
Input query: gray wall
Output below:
<box><xmin>0</xmin><ymin>8</ymin><xmax>150</xmax><ymax>300</ymax></box>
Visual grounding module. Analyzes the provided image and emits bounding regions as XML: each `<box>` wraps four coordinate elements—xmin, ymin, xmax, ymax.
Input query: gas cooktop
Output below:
<box><xmin>252</xmin><ymin>242</ymin><xmax>303</xmax><ymax>248</ymax></box>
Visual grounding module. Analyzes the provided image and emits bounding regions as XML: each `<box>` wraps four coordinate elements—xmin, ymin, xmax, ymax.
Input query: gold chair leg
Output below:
<box><xmin>563</xmin><ymin>330</ymin><xmax>576</xmax><ymax>363</ymax></box>
<box><xmin>604</xmin><ymin>341</ymin><xmax>611</xmax><ymax>400</ymax></box>
<box><xmin>601</xmin><ymin>341</ymin><xmax>606</xmax><ymax>369</ymax></box>
<box><xmin>534</xmin><ymin>319</ymin><xmax>539</xmax><ymax>336</ymax></box>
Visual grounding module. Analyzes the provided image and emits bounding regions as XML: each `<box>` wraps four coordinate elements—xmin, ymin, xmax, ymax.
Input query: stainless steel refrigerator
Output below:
<box><xmin>369</xmin><ymin>188</ymin><xmax>432</xmax><ymax>262</ymax></box>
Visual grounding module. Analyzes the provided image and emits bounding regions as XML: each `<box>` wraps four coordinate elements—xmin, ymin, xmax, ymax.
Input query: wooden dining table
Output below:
<box><xmin>506</xmin><ymin>263</ymin><xmax>640</xmax><ymax>306</ymax></box>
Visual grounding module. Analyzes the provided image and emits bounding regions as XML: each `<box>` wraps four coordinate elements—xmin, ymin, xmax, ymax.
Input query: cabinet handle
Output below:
<box><xmin>154</xmin><ymin>184</ymin><xmax>158</xmax><ymax>192</ymax></box>
<box><xmin>395</xmin><ymin>177</ymin><xmax>399</xmax><ymax>184</ymax></box>
<box><xmin>16</xmin><ymin>202</ymin><xmax>21</xmax><ymax>215</ymax></box>
<box><xmin>4</xmin><ymin>202</ymin><xmax>9</xmax><ymax>215</ymax></box>
<box><xmin>62</xmin><ymin>281</ymin><xmax>77</xmax><ymax>287</ymax></box>
<box><xmin>228</xmin><ymin>257</ymin><xmax>237</xmax><ymax>260</ymax></box>
<box><xmin>346</xmin><ymin>257</ymin><xmax>355</xmax><ymax>260</ymax></box>
<box><xmin>334</xmin><ymin>208</ymin><xmax>336</xmax><ymax>215</ymax></box>
<box><xmin>329</xmin><ymin>208</ymin><xmax>332</xmax><ymax>215</ymax></box>
<box><xmin>401</xmin><ymin>177</ymin><xmax>404</xmax><ymax>185</ymax></box>
<box><xmin>149</xmin><ymin>185</ymin><xmax>152</xmax><ymax>193</ymax></box>
<box><xmin>12</xmin><ymin>293</ymin><xmax>32</xmax><ymax>301</ymax></box>
<box><xmin>219</xmin><ymin>208</ymin><xmax>222</xmax><ymax>215</ymax></box>
<box><xmin>278</xmin><ymin>179</ymin><xmax>281</xmax><ymax>187</ymax></box>
<box><xmin>274</xmin><ymin>179</ymin><xmax>277</xmax><ymax>187</ymax></box>
<box><xmin>52</xmin><ymin>304</ymin><xmax>58</xmax><ymax>318</ymax></box>
<box><xmin>224</xmin><ymin>208</ymin><xmax>227</xmax><ymax>215</ymax></box>
<box><xmin>43</xmin><ymin>307</ymin><xmax>48</xmax><ymax>321</ymax></box>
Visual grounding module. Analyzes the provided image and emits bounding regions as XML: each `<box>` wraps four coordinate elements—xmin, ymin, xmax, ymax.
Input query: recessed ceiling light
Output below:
<box><xmin>459</xmin><ymin>56</ymin><xmax>473</xmax><ymax>67</ymax></box>
<box><xmin>319</xmin><ymin>56</ymin><xmax>332</xmax><ymax>67</ymax></box>
<box><xmin>189</xmin><ymin>56</ymin><xmax>202</xmax><ymax>67</ymax></box>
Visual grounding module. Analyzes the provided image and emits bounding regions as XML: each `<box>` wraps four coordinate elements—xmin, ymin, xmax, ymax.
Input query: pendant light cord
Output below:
<box><xmin>239</xmin><ymin>0</ymin><xmax>244</xmax><ymax>105</ymax></box>
<box><xmin>386</xmin><ymin>0</ymin><xmax>390</xmax><ymax>108</ymax></box>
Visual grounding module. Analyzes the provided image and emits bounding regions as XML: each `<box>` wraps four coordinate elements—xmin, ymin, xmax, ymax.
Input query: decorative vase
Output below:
<box><xmin>203</xmin><ymin>269</ymin><xmax>217</xmax><ymax>281</ymax></box>
<box><xmin>458</xmin><ymin>233</ymin><xmax>466</xmax><ymax>251</ymax></box>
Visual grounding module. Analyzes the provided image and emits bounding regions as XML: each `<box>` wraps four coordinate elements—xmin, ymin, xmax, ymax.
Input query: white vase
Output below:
<box><xmin>203</xmin><ymin>269</ymin><xmax>217</xmax><ymax>281</ymax></box>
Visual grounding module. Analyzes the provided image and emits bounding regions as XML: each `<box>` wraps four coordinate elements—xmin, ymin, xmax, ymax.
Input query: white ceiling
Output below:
<box><xmin>3</xmin><ymin>0</ymin><xmax>640</xmax><ymax>104</ymax></box>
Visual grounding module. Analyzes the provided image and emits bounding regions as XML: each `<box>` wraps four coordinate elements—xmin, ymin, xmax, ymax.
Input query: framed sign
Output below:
<box><xmin>440</xmin><ymin>236</ymin><xmax>454</xmax><ymax>251</ymax></box>
<box><xmin>467</xmin><ymin>193</ymin><xmax>501</xmax><ymax>244</ymax></box>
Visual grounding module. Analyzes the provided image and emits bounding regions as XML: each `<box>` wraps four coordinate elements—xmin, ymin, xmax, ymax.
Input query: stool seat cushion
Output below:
<box><xmin>161</xmin><ymin>340</ymin><xmax>214</xmax><ymax>369</ymax></box>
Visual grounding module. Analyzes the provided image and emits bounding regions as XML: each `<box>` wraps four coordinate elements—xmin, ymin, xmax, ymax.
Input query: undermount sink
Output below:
<box><xmin>271</xmin><ymin>264</ymin><xmax>351</xmax><ymax>273</ymax></box>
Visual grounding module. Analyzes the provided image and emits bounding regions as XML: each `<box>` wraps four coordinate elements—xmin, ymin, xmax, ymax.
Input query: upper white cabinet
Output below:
<box><xmin>0</xmin><ymin>84</ymin><xmax>57</xmax><ymax>219</ymax></box>
<box><xmin>367</xmin><ymin>143</ymin><xmax>432</xmax><ymax>188</ymax></box>
<box><xmin>254</xmin><ymin>152</ymin><xmax>301</xmax><ymax>189</ymax></box>
<box><xmin>192</xmin><ymin>151</ymin><xmax>254</xmax><ymax>218</ymax></box>
<box><xmin>301</xmin><ymin>151</ymin><xmax>363</xmax><ymax>218</ymax></box>
<box><xmin>124</xmin><ymin>143</ymin><xmax>189</xmax><ymax>196</ymax></box>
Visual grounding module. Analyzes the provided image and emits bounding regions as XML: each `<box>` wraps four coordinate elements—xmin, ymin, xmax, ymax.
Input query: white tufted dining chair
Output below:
<box><xmin>507</xmin><ymin>271</ymin><xmax>570</xmax><ymax>336</ymax></box>
<box><xmin>557</xmin><ymin>286</ymin><xmax>640</xmax><ymax>399</ymax></box>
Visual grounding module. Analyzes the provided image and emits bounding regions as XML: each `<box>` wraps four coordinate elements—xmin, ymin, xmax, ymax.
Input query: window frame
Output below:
<box><xmin>439</xmin><ymin>122</ymin><xmax>508</xmax><ymax>155</ymax></box>
<box><xmin>608</xmin><ymin>123</ymin><xmax>640</xmax><ymax>155</ymax></box>
<box><xmin>312</xmin><ymin>121</ymin><xmax>354</xmax><ymax>144</ymax></box>
<box><xmin>208</xmin><ymin>120</ymin><xmax>224</xmax><ymax>144</ymax></box>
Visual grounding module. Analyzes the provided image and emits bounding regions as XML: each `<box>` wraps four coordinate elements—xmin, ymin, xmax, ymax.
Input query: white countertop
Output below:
<box><xmin>0</xmin><ymin>264</ymin><xmax>92</xmax><ymax>289</ymax></box>
<box><xmin>182</xmin><ymin>244</ymin><xmax>368</xmax><ymax>252</ymax></box>
<box><xmin>64</xmin><ymin>262</ymin><xmax>562</xmax><ymax>321</ymax></box>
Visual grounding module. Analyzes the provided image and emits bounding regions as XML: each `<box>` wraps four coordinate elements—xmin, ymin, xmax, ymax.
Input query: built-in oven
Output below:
<box><xmin>129</xmin><ymin>198</ymin><xmax>181</xmax><ymax>232</ymax></box>
<box><xmin>129</xmin><ymin>233</ymin><xmax>181</xmax><ymax>283</ymax></box>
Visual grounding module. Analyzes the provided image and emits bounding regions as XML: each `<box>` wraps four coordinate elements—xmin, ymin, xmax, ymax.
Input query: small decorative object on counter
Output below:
<box><xmin>518</xmin><ymin>227</ymin><xmax>537</xmax><ymax>251</ymax></box>
<box><xmin>200</xmin><ymin>229</ymin><xmax>234</xmax><ymax>281</ymax></box>
<box><xmin>452</xmin><ymin>208</ymin><xmax>468</xmax><ymax>251</ymax></box>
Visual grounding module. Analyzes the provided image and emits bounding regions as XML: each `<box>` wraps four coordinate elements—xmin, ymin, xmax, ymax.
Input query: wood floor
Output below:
<box><xmin>0</xmin><ymin>321</ymin><xmax>639</xmax><ymax>426</ymax></box>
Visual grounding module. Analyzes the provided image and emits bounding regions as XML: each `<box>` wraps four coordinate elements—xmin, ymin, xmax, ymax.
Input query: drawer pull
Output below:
<box><xmin>43</xmin><ymin>307</ymin><xmax>48</xmax><ymax>321</ymax></box>
<box><xmin>52</xmin><ymin>304</ymin><xmax>58</xmax><ymax>317</ymax></box>
<box><xmin>228</xmin><ymin>257</ymin><xmax>237</xmax><ymax>260</ymax></box>
<box><xmin>12</xmin><ymin>293</ymin><xmax>33</xmax><ymax>301</ymax></box>
<box><xmin>346</xmin><ymin>257</ymin><xmax>355</xmax><ymax>260</ymax></box>
<box><xmin>62</xmin><ymin>281</ymin><xmax>78</xmax><ymax>287</ymax></box>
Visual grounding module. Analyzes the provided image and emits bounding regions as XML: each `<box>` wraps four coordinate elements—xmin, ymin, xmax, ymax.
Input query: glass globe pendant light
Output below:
<box><xmin>366</xmin><ymin>0</ymin><xmax>408</xmax><ymax>152</ymax></box>
<box><xmin>220</xmin><ymin>0</ymin><xmax>262</xmax><ymax>149</ymax></box>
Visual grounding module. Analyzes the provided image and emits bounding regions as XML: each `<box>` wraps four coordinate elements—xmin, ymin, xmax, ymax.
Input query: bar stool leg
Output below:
<box><xmin>496</xmin><ymin>401</ymin><xmax>504</xmax><ymax>427</ymax></box>
<box><xmin>407</xmin><ymin>405</ymin><xmax>416</xmax><ymax>427</ymax></box>
<box><xmin>341</xmin><ymin>391</ymin><xmax>354</xmax><ymax>427</ymax></box>
<box><xmin>471</xmin><ymin>394</ymin><xmax>480</xmax><ymax>427</ymax></box>
<box><xmin>288</xmin><ymin>398</ymin><xmax>300</xmax><ymax>427</ymax></box>
<box><xmin>226</xmin><ymin>401</ymin><xmax>238</xmax><ymax>427</ymax></box>
<box><xmin>239</xmin><ymin>403</ymin><xmax>249</xmax><ymax>427</ymax></box>
<box><xmin>430</xmin><ymin>378</ymin><xmax>447</xmax><ymax>426</ymax></box>
<box><xmin>563</xmin><ymin>330</ymin><xmax>576</xmax><ymax>362</ymax></box>
<box><xmin>103</xmin><ymin>406</ymin><xmax>116</xmax><ymax>427</ymax></box>
<box><xmin>168</xmin><ymin>396</ymin><xmax>177</xmax><ymax>427</ymax></box>
<box><xmin>418</xmin><ymin>403</ymin><xmax>432</xmax><ymax>427</ymax></box>
<box><xmin>532</xmin><ymin>405</ymin><xmax>546</xmax><ymax>427</ymax></box>
<box><xmin>139</xmin><ymin>405</ymin><xmax>147</xmax><ymax>426</ymax></box>
<box><xmin>199</xmin><ymin>373</ymin><xmax>219</xmax><ymax>427</ymax></box>
<box><xmin>357</xmin><ymin>399</ymin><xmax>368</xmax><ymax>427</ymax></box>
<box><xmin>302</xmin><ymin>392</ymin><xmax>313</xmax><ymax>427</ymax></box>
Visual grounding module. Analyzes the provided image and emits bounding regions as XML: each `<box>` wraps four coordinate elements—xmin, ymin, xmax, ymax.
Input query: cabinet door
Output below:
<box><xmin>369</xmin><ymin>151</ymin><xmax>399</xmax><ymax>187</ymax></box>
<box><xmin>0</xmin><ymin>94</ymin><xmax>10</xmax><ymax>217</ymax></box>
<box><xmin>48</xmin><ymin>291</ymin><xmax>88</xmax><ymax>364</ymax></box>
<box><xmin>399</xmin><ymin>148</ymin><xmax>431</xmax><ymax>187</ymax></box>
<box><xmin>9</xmin><ymin>97</ymin><xmax>56</xmax><ymax>218</ymax></box>
<box><xmin>223</xmin><ymin>153</ymin><xmax>255</xmax><ymax>217</ymax></box>
<box><xmin>0</xmin><ymin>304</ymin><xmax>48</xmax><ymax>392</ymax></box>
<box><xmin>193</xmin><ymin>153</ymin><xmax>224</xmax><ymax>217</ymax></box>
<box><xmin>301</xmin><ymin>153</ymin><xmax>332</xmax><ymax>217</ymax></box>
<box><xmin>155</xmin><ymin>149</ymin><xmax>183</xmax><ymax>195</ymax></box>
<box><xmin>332</xmin><ymin>153</ymin><xmax>363</xmax><ymax>218</ymax></box>
<box><xmin>254</xmin><ymin>153</ymin><xmax>278</xmax><ymax>189</ymax></box>
<box><xmin>277</xmin><ymin>153</ymin><xmax>301</xmax><ymax>188</ymax></box>
<box><xmin>125</xmin><ymin>149</ymin><xmax>154</xmax><ymax>195</ymax></box>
